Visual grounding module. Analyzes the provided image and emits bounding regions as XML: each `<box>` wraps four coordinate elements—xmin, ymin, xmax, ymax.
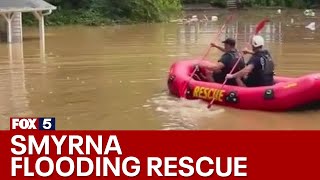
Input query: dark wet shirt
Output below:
<box><xmin>244</xmin><ymin>50</ymin><xmax>275</xmax><ymax>87</ymax></box>
<box><xmin>213</xmin><ymin>49</ymin><xmax>245</xmax><ymax>85</ymax></box>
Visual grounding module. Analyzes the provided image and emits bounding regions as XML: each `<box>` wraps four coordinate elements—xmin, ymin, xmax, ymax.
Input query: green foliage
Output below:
<box><xmin>210</xmin><ymin>0</ymin><xmax>227</xmax><ymax>8</ymax></box>
<box><xmin>22</xmin><ymin>0</ymin><xmax>320</xmax><ymax>26</ymax></box>
<box><xmin>23</xmin><ymin>9</ymin><xmax>111</xmax><ymax>26</ymax></box>
<box><xmin>182</xmin><ymin>0</ymin><xmax>212</xmax><ymax>3</ymax></box>
<box><xmin>183</xmin><ymin>0</ymin><xmax>318</xmax><ymax>8</ymax></box>
<box><xmin>246</xmin><ymin>0</ymin><xmax>315</xmax><ymax>8</ymax></box>
<box><xmin>102</xmin><ymin>0</ymin><xmax>182</xmax><ymax>23</ymax></box>
<box><xmin>23</xmin><ymin>0</ymin><xmax>182</xmax><ymax>26</ymax></box>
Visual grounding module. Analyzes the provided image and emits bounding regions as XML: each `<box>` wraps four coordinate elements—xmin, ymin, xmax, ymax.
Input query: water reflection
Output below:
<box><xmin>153</xmin><ymin>11</ymin><xmax>320</xmax><ymax>130</ymax></box>
<box><xmin>0</xmin><ymin>10</ymin><xmax>319</xmax><ymax>130</ymax></box>
<box><xmin>178</xmin><ymin>19</ymin><xmax>283</xmax><ymax>48</ymax></box>
<box><xmin>0</xmin><ymin>43</ymin><xmax>29</xmax><ymax>129</ymax></box>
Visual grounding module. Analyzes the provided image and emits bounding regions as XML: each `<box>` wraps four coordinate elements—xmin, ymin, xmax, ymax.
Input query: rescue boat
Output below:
<box><xmin>167</xmin><ymin>59</ymin><xmax>320</xmax><ymax>111</ymax></box>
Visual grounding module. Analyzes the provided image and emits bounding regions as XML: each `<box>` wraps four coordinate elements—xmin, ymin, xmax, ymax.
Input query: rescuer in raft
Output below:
<box><xmin>225</xmin><ymin>35</ymin><xmax>275</xmax><ymax>87</ymax></box>
<box><xmin>198</xmin><ymin>38</ymin><xmax>245</xmax><ymax>86</ymax></box>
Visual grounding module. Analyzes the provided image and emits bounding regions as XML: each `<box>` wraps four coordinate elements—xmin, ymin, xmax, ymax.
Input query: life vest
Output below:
<box><xmin>214</xmin><ymin>49</ymin><xmax>245</xmax><ymax>85</ymax></box>
<box><xmin>245</xmin><ymin>50</ymin><xmax>275</xmax><ymax>87</ymax></box>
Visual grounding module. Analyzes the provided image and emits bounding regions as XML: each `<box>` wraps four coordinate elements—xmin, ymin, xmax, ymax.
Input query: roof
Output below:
<box><xmin>0</xmin><ymin>0</ymin><xmax>56</xmax><ymax>13</ymax></box>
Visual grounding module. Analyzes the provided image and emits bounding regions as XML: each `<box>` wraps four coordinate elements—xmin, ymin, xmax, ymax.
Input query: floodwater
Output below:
<box><xmin>0</xmin><ymin>9</ymin><xmax>319</xmax><ymax>130</ymax></box>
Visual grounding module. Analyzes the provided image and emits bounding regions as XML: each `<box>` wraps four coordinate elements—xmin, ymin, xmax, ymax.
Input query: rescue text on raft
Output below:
<box><xmin>167</xmin><ymin>59</ymin><xmax>320</xmax><ymax>111</ymax></box>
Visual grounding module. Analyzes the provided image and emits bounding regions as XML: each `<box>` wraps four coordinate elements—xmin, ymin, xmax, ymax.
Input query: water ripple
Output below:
<box><xmin>147</xmin><ymin>92</ymin><xmax>225</xmax><ymax>130</ymax></box>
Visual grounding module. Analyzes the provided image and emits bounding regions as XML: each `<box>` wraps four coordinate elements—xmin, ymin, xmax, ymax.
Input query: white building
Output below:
<box><xmin>0</xmin><ymin>0</ymin><xmax>56</xmax><ymax>44</ymax></box>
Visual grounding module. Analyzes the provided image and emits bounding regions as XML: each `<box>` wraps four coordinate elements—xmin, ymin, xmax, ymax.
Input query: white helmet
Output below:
<box><xmin>251</xmin><ymin>35</ymin><xmax>264</xmax><ymax>47</ymax></box>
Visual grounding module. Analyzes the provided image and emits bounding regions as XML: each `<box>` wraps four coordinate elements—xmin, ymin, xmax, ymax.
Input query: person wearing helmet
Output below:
<box><xmin>198</xmin><ymin>37</ymin><xmax>245</xmax><ymax>86</ymax></box>
<box><xmin>225</xmin><ymin>35</ymin><xmax>275</xmax><ymax>87</ymax></box>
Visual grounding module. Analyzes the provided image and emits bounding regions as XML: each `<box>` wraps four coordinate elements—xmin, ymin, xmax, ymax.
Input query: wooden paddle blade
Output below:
<box><xmin>255</xmin><ymin>19</ymin><xmax>270</xmax><ymax>35</ymax></box>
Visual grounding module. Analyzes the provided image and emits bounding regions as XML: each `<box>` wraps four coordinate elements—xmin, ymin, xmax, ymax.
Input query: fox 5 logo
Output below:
<box><xmin>10</xmin><ymin>117</ymin><xmax>56</xmax><ymax>130</ymax></box>
<box><xmin>38</xmin><ymin>118</ymin><xmax>55</xmax><ymax>130</ymax></box>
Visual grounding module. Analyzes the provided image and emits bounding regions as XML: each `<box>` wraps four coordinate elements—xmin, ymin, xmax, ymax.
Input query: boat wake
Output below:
<box><xmin>147</xmin><ymin>91</ymin><xmax>225</xmax><ymax>130</ymax></box>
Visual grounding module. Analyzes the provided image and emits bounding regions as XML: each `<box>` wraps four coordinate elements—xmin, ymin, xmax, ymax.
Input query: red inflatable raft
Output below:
<box><xmin>167</xmin><ymin>59</ymin><xmax>320</xmax><ymax>111</ymax></box>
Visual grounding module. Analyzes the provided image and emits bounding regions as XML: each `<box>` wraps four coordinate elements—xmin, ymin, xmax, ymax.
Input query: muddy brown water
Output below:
<box><xmin>0</xmin><ymin>10</ymin><xmax>319</xmax><ymax>130</ymax></box>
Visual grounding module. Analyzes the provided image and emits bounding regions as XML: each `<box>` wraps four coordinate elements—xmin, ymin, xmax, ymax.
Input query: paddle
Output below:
<box><xmin>207</xmin><ymin>18</ymin><xmax>270</xmax><ymax>109</ymax></box>
<box><xmin>180</xmin><ymin>14</ymin><xmax>234</xmax><ymax>97</ymax></box>
<box><xmin>201</xmin><ymin>14</ymin><xmax>234</xmax><ymax>60</ymax></box>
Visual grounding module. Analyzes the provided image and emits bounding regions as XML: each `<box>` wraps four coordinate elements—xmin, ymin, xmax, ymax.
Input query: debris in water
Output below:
<box><xmin>304</xmin><ymin>9</ymin><xmax>315</xmax><ymax>17</ymax></box>
<box><xmin>211</xmin><ymin>16</ymin><xmax>218</xmax><ymax>21</ymax></box>
<box><xmin>203</xmin><ymin>15</ymin><xmax>208</xmax><ymax>21</ymax></box>
<box><xmin>169</xmin><ymin>19</ymin><xmax>185</xmax><ymax>23</ymax></box>
<box><xmin>277</xmin><ymin>9</ymin><xmax>281</xmax><ymax>14</ymax></box>
<box><xmin>306</xmin><ymin>22</ymin><xmax>316</xmax><ymax>31</ymax></box>
<box><xmin>191</xmin><ymin>15</ymin><xmax>198</xmax><ymax>22</ymax></box>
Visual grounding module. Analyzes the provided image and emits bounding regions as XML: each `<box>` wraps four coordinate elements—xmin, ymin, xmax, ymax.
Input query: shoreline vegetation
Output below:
<box><xmin>22</xmin><ymin>0</ymin><xmax>319</xmax><ymax>26</ymax></box>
